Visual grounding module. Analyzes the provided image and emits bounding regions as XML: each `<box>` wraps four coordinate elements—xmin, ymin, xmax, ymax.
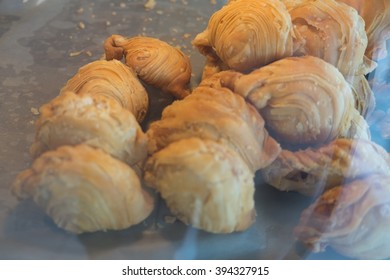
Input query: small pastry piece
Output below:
<box><xmin>337</xmin><ymin>0</ymin><xmax>390</xmax><ymax>60</ymax></box>
<box><xmin>294</xmin><ymin>175</ymin><xmax>390</xmax><ymax>259</ymax></box>
<box><xmin>290</xmin><ymin>0</ymin><xmax>375</xmax><ymax>80</ymax></box>
<box><xmin>147</xmin><ymin>85</ymin><xmax>281</xmax><ymax>173</ymax></box>
<box><xmin>262</xmin><ymin>138</ymin><xmax>390</xmax><ymax>196</ymax></box>
<box><xmin>30</xmin><ymin>91</ymin><xmax>148</xmax><ymax>166</ymax></box>
<box><xmin>144</xmin><ymin>138</ymin><xmax>255</xmax><ymax>233</ymax></box>
<box><xmin>218</xmin><ymin>56</ymin><xmax>369</xmax><ymax>149</ymax></box>
<box><xmin>12</xmin><ymin>145</ymin><xmax>154</xmax><ymax>234</ymax></box>
<box><xmin>61</xmin><ymin>59</ymin><xmax>149</xmax><ymax>123</ymax></box>
<box><xmin>192</xmin><ymin>0</ymin><xmax>295</xmax><ymax>73</ymax></box>
<box><xmin>104</xmin><ymin>35</ymin><xmax>192</xmax><ymax>99</ymax></box>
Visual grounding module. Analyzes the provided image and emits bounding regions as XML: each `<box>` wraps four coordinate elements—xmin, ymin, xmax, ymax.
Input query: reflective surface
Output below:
<box><xmin>0</xmin><ymin>0</ymin><xmax>388</xmax><ymax>259</ymax></box>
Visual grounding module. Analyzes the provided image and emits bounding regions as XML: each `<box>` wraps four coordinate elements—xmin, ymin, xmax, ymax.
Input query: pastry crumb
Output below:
<box><xmin>69</xmin><ymin>50</ymin><xmax>92</xmax><ymax>57</ymax></box>
<box><xmin>69</xmin><ymin>50</ymin><xmax>83</xmax><ymax>57</ymax></box>
<box><xmin>30</xmin><ymin>107</ymin><xmax>39</xmax><ymax>116</ymax></box>
<box><xmin>144</xmin><ymin>0</ymin><xmax>156</xmax><ymax>10</ymax></box>
<box><xmin>164</xmin><ymin>215</ymin><xmax>177</xmax><ymax>224</ymax></box>
<box><xmin>78</xmin><ymin>22</ymin><xmax>86</xmax><ymax>29</ymax></box>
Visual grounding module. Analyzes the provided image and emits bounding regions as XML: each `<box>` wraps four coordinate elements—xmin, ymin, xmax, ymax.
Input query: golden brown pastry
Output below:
<box><xmin>30</xmin><ymin>91</ymin><xmax>148</xmax><ymax>166</ymax></box>
<box><xmin>262</xmin><ymin>138</ymin><xmax>390</xmax><ymax>196</ymax></box>
<box><xmin>12</xmin><ymin>145</ymin><xmax>154</xmax><ymax>234</ymax></box>
<box><xmin>104</xmin><ymin>35</ymin><xmax>191</xmax><ymax>99</ymax></box>
<box><xmin>144</xmin><ymin>138</ymin><xmax>255</xmax><ymax>233</ymax></box>
<box><xmin>290</xmin><ymin>0</ymin><xmax>375</xmax><ymax>80</ymax></box>
<box><xmin>192</xmin><ymin>0</ymin><xmax>295</xmax><ymax>74</ymax></box>
<box><xmin>144</xmin><ymin>81</ymin><xmax>282</xmax><ymax>233</ymax></box>
<box><xmin>147</xmin><ymin>85</ymin><xmax>281</xmax><ymax>173</ymax></box>
<box><xmin>294</xmin><ymin>174</ymin><xmax>390</xmax><ymax>259</ymax></box>
<box><xmin>60</xmin><ymin>59</ymin><xmax>149</xmax><ymax>123</ymax></box>
<box><xmin>337</xmin><ymin>0</ymin><xmax>390</xmax><ymax>60</ymax></box>
<box><xmin>216</xmin><ymin>56</ymin><xmax>369</xmax><ymax>149</ymax></box>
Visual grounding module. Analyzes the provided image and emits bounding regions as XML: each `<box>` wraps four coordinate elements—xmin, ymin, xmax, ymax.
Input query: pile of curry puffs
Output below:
<box><xmin>12</xmin><ymin>0</ymin><xmax>390</xmax><ymax>259</ymax></box>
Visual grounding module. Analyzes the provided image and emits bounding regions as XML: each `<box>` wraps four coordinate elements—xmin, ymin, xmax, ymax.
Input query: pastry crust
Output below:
<box><xmin>216</xmin><ymin>56</ymin><xmax>370</xmax><ymax>149</ymax></box>
<box><xmin>192</xmin><ymin>0</ymin><xmax>295</xmax><ymax>73</ymax></box>
<box><xmin>144</xmin><ymin>138</ymin><xmax>255</xmax><ymax>233</ymax></box>
<box><xmin>12</xmin><ymin>145</ymin><xmax>154</xmax><ymax>234</ymax></box>
<box><xmin>104</xmin><ymin>35</ymin><xmax>191</xmax><ymax>99</ymax></box>
<box><xmin>61</xmin><ymin>59</ymin><xmax>149</xmax><ymax>123</ymax></box>
<box><xmin>349</xmin><ymin>75</ymin><xmax>375</xmax><ymax>118</ymax></box>
<box><xmin>200</xmin><ymin>58</ymin><xmax>229</xmax><ymax>81</ymax></box>
<box><xmin>337</xmin><ymin>0</ymin><xmax>390</xmax><ymax>60</ymax></box>
<box><xmin>147</xmin><ymin>85</ymin><xmax>281</xmax><ymax>173</ymax></box>
<box><xmin>290</xmin><ymin>0</ymin><xmax>374</xmax><ymax>80</ymax></box>
<box><xmin>294</xmin><ymin>174</ymin><xmax>390</xmax><ymax>259</ymax></box>
<box><xmin>30</xmin><ymin>91</ymin><xmax>148</xmax><ymax>166</ymax></box>
<box><xmin>261</xmin><ymin>138</ymin><xmax>390</xmax><ymax>196</ymax></box>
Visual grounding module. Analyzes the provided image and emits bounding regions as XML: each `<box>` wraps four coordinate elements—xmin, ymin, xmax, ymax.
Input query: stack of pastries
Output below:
<box><xmin>193</xmin><ymin>0</ymin><xmax>390</xmax><ymax>259</ymax></box>
<box><xmin>11</xmin><ymin>0</ymin><xmax>390</xmax><ymax>259</ymax></box>
<box><xmin>12</xmin><ymin>37</ymin><xmax>192</xmax><ymax>233</ymax></box>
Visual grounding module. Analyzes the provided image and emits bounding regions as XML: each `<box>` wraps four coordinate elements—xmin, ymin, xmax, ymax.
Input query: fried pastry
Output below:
<box><xmin>144</xmin><ymin>138</ymin><xmax>255</xmax><ymax>233</ymax></box>
<box><xmin>104</xmin><ymin>35</ymin><xmax>191</xmax><ymax>99</ymax></box>
<box><xmin>290</xmin><ymin>0</ymin><xmax>375</xmax><ymax>80</ymax></box>
<box><xmin>337</xmin><ymin>0</ymin><xmax>390</xmax><ymax>60</ymax></box>
<box><xmin>60</xmin><ymin>59</ymin><xmax>149</xmax><ymax>123</ymax></box>
<box><xmin>217</xmin><ymin>56</ymin><xmax>369</xmax><ymax>149</ymax></box>
<box><xmin>192</xmin><ymin>0</ymin><xmax>295</xmax><ymax>73</ymax></box>
<box><xmin>12</xmin><ymin>145</ymin><xmax>154</xmax><ymax>234</ymax></box>
<box><xmin>30</xmin><ymin>91</ymin><xmax>148</xmax><ymax>166</ymax></box>
<box><xmin>147</xmin><ymin>85</ymin><xmax>281</xmax><ymax>173</ymax></box>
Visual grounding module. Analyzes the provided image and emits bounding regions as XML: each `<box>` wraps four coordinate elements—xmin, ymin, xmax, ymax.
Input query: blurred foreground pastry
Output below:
<box><xmin>104</xmin><ymin>35</ymin><xmax>192</xmax><ymax>99</ymax></box>
<box><xmin>262</xmin><ymin>138</ymin><xmax>390</xmax><ymax>196</ymax></box>
<box><xmin>12</xmin><ymin>145</ymin><xmax>154</xmax><ymax>234</ymax></box>
<box><xmin>294</xmin><ymin>175</ymin><xmax>390</xmax><ymax>259</ymax></box>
